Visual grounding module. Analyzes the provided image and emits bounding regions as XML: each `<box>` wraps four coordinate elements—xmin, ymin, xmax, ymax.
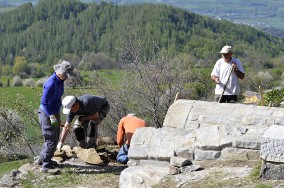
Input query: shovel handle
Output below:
<box><xmin>218</xmin><ymin>67</ymin><xmax>234</xmax><ymax>103</ymax></box>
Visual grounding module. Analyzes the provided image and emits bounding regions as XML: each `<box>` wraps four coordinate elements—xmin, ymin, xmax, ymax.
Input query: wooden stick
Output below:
<box><xmin>259</xmin><ymin>85</ymin><xmax>264</xmax><ymax>106</ymax></box>
<box><xmin>218</xmin><ymin>67</ymin><xmax>234</xmax><ymax>103</ymax></box>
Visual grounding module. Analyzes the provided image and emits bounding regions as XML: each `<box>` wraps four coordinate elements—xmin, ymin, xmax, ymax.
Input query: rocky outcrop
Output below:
<box><xmin>261</xmin><ymin>125</ymin><xmax>284</xmax><ymax>179</ymax></box>
<box><xmin>120</xmin><ymin>99</ymin><xmax>284</xmax><ymax>188</ymax></box>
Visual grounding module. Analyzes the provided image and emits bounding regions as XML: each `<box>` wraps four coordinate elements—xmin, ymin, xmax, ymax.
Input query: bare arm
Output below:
<box><xmin>59</xmin><ymin>122</ymin><xmax>72</xmax><ymax>143</ymax></box>
<box><xmin>235</xmin><ymin>69</ymin><xmax>245</xmax><ymax>79</ymax></box>
<box><xmin>211</xmin><ymin>75</ymin><xmax>221</xmax><ymax>84</ymax></box>
<box><xmin>232</xmin><ymin>63</ymin><xmax>245</xmax><ymax>80</ymax></box>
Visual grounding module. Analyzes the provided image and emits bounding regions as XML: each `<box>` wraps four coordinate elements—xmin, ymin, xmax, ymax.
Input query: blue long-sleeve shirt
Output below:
<box><xmin>40</xmin><ymin>73</ymin><xmax>64</xmax><ymax>116</ymax></box>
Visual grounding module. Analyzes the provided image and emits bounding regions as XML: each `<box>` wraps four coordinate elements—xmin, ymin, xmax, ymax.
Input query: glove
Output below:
<box><xmin>57</xmin><ymin>141</ymin><xmax>63</xmax><ymax>151</ymax></box>
<box><xmin>49</xmin><ymin>115</ymin><xmax>58</xmax><ymax>126</ymax></box>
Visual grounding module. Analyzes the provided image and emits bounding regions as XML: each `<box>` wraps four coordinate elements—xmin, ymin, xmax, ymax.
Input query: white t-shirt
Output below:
<box><xmin>211</xmin><ymin>57</ymin><xmax>245</xmax><ymax>95</ymax></box>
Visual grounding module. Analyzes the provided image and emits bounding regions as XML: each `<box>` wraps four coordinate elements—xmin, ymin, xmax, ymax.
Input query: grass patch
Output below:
<box><xmin>19</xmin><ymin>167</ymin><xmax>117</xmax><ymax>188</ymax></box>
<box><xmin>0</xmin><ymin>160</ymin><xmax>28</xmax><ymax>179</ymax></box>
<box><xmin>249</xmin><ymin>161</ymin><xmax>261</xmax><ymax>181</ymax></box>
<box><xmin>0</xmin><ymin>86</ymin><xmax>41</xmax><ymax>109</ymax></box>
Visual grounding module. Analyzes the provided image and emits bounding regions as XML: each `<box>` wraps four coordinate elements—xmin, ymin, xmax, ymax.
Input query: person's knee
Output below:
<box><xmin>116</xmin><ymin>154</ymin><xmax>129</xmax><ymax>164</ymax></box>
<box><xmin>73</xmin><ymin>126</ymin><xmax>85</xmax><ymax>141</ymax></box>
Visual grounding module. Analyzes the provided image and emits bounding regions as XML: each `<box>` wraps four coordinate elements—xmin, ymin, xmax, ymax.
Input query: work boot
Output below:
<box><xmin>41</xmin><ymin>168</ymin><xmax>61</xmax><ymax>175</ymax></box>
<box><xmin>33</xmin><ymin>156</ymin><xmax>43</xmax><ymax>166</ymax></box>
<box><xmin>86</xmin><ymin>137</ymin><xmax>97</xmax><ymax>149</ymax></box>
<box><xmin>77</xmin><ymin>140</ymin><xmax>86</xmax><ymax>148</ymax></box>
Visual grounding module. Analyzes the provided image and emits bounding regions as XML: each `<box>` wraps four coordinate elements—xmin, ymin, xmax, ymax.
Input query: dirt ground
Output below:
<box><xmin>4</xmin><ymin>158</ymin><xmax>284</xmax><ymax>188</ymax></box>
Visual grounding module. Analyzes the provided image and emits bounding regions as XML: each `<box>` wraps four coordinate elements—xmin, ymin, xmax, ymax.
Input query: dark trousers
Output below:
<box><xmin>73</xmin><ymin>101</ymin><xmax>110</xmax><ymax>148</ymax></box>
<box><xmin>38</xmin><ymin>108</ymin><xmax>60</xmax><ymax>169</ymax></box>
<box><xmin>214</xmin><ymin>95</ymin><xmax>238</xmax><ymax>103</ymax></box>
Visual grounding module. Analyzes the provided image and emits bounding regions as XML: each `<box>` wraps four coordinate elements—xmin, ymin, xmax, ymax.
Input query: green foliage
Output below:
<box><xmin>263</xmin><ymin>88</ymin><xmax>284</xmax><ymax>107</ymax></box>
<box><xmin>0</xmin><ymin>87</ymin><xmax>42</xmax><ymax>148</ymax></box>
<box><xmin>13</xmin><ymin>56</ymin><xmax>29</xmax><ymax>76</ymax></box>
<box><xmin>249</xmin><ymin>161</ymin><xmax>261</xmax><ymax>181</ymax></box>
<box><xmin>0</xmin><ymin>1</ymin><xmax>283</xmax><ymax>68</ymax></box>
<box><xmin>1</xmin><ymin>65</ymin><xmax>13</xmax><ymax>76</ymax></box>
<box><xmin>0</xmin><ymin>160</ymin><xmax>27</xmax><ymax>179</ymax></box>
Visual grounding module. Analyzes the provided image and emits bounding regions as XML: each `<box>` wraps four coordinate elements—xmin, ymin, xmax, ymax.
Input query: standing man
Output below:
<box><xmin>37</xmin><ymin>60</ymin><xmax>76</xmax><ymax>173</ymax></box>
<box><xmin>116</xmin><ymin>113</ymin><xmax>147</xmax><ymax>164</ymax></box>
<box><xmin>211</xmin><ymin>45</ymin><xmax>245</xmax><ymax>103</ymax></box>
<box><xmin>57</xmin><ymin>94</ymin><xmax>110</xmax><ymax>150</ymax></box>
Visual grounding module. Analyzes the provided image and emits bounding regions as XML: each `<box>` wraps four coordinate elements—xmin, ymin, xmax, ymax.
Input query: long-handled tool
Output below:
<box><xmin>218</xmin><ymin>67</ymin><xmax>234</xmax><ymax>103</ymax></box>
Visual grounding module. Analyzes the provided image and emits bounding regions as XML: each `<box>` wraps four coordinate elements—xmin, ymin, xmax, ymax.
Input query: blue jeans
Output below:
<box><xmin>116</xmin><ymin>144</ymin><xmax>129</xmax><ymax>164</ymax></box>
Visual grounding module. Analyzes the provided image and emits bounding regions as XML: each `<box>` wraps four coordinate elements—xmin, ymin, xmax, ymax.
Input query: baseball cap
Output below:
<box><xmin>62</xmin><ymin>96</ymin><xmax>76</xmax><ymax>114</ymax></box>
<box><xmin>127</xmin><ymin>113</ymin><xmax>136</xmax><ymax>117</ymax></box>
<box><xmin>53</xmin><ymin>60</ymin><xmax>77</xmax><ymax>78</ymax></box>
<box><xmin>219</xmin><ymin>45</ymin><xmax>233</xmax><ymax>54</ymax></box>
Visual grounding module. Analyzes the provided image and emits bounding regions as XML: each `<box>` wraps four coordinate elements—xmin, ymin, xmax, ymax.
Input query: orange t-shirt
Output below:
<box><xmin>116</xmin><ymin>116</ymin><xmax>147</xmax><ymax>147</ymax></box>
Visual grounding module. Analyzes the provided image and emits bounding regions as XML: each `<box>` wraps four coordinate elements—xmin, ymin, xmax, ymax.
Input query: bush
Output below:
<box><xmin>0</xmin><ymin>109</ymin><xmax>24</xmax><ymax>158</ymax></box>
<box><xmin>23</xmin><ymin>78</ymin><xmax>35</xmax><ymax>87</ymax></box>
<box><xmin>263</xmin><ymin>88</ymin><xmax>284</xmax><ymax>107</ymax></box>
<box><xmin>12</xmin><ymin>76</ymin><xmax>23</xmax><ymax>86</ymax></box>
<box><xmin>35</xmin><ymin>77</ymin><xmax>48</xmax><ymax>87</ymax></box>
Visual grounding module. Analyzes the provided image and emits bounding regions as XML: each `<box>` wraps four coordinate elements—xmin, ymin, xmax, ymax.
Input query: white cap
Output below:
<box><xmin>219</xmin><ymin>45</ymin><xmax>233</xmax><ymax>54</ymax></box>
<box><xmin>62</xmin><ymin>96</ymin><xmax>76</xmax><ymax>114</ymax></box>
<box><xmin>127</xmin><ymin>113</ymin><xmax>136</xmax><ymax>117</ymax></box>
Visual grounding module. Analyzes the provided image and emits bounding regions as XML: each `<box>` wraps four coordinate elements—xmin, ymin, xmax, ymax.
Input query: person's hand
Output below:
<box><xmin>49</xmin><ymin>115</ymin><xmax>58</xmax><ymax>126</ymax></box>
<box><xmin>57</xmin><ymin>141</ymin><xmax>63</xmax><ymax>151</ymax></box>
<box><xmin>232</xmin><ymin>63</ymin><xmax>238</xmax><ymax>72</ymax></box>
<box><xmin>215</xmin><ymin>77</ymin><xmax>221</xmax><ymax>84</ymax></box>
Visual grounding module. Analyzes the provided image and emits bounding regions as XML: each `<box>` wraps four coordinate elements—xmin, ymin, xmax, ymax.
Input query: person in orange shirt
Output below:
<box><xmin>116</xmin><ymin>113</ymin><xmax>147</xmax><ymax>164</ymax></box>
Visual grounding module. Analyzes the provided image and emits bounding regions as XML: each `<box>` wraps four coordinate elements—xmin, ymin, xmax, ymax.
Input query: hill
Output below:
<box><xmin>0</xmin><ymin>0</ymin><xmax>284</xmax><ymax>68</ymax></box>
<box><xmin>105</xmin><ymin>0</ymin><xmax>284</xmax><ymax>37</ymax></box>
<box><xmin>1</xmin><ymin>0</ymin><xmax>284</xmax><ymax>37</ymax></box>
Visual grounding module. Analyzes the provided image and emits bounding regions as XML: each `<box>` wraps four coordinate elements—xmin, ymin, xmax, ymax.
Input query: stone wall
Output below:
<box><xmin>261</xmin><ymin>125</ymin><xmax>284</xmax><ymax>179</ymax></box>
<box><xmin>120</xmin><ymin>100</ymin><xmax>284</xmax><ymax>187</ymax></box>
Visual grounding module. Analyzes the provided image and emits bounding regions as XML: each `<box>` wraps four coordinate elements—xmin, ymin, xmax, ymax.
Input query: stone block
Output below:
<box><xmin>194</xmin><ymin>149</ymin><xmax>221</xmax><ymax>161</ymax></box>
<box><xmin>261</xmin><ymin>125</ymin><xmax>284</xmax><ymax>163</ymax></box>
<box><xmin>175</xmin><ymin>147</ymin><xmax>194</xmax><ymax>160</ymax></box>
<box><xmin>170</xmin><ymin>156</ymin><xmax>190</xmax><ymax>167</ymax></box>
<box><xmin>221</xmin><ymin>148</ymin><xmax>260</xmax><ymax>160</ymax></box>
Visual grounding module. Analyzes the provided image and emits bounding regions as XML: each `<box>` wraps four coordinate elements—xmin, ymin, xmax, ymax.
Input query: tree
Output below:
<box><xmin>90</xmin><ymin>40</ymin><xmax>206</xmax><ymax>129</ymax></box>
<box><xmin>12</xmin><ymin>56</ymin><xmax>29</xmax><ymax>76</ymax></box>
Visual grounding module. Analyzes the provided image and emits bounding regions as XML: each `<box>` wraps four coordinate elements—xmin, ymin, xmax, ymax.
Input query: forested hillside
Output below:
<box><xmin>0</xmin><ymin>0</ymin><xmax>284</xmax><ymax>68</ymax></box>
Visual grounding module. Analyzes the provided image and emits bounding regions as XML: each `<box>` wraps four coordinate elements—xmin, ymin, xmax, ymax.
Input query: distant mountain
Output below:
<box><xmin>97</xmin><ymin>0</ymin><xmax>284</xmax><ymax>37</ymax></box>
<box><xmin>0</xmin><ymin>0</ymin><xmax>283</xmax><ymax>67</ymax></box>
<box><xmin>1</xmin><ymin>0</ymin><xmax>283</xmax><ymax>37</ymax></box>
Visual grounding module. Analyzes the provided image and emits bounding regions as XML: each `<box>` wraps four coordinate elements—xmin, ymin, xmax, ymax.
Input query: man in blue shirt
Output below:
<box><xmin>37</xmin><ymin>60</ymin><xmax>76</xmax><ymax>173</ymax></box>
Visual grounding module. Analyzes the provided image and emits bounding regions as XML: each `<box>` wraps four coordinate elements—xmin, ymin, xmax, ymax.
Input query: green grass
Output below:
<box><xmin>0</xmin><ymin>86</ymin><xmax>41</xmax><ymax>109</ymax></box>
<box><xmin>19</xmin><ymin>168</ymin><xmax>117</xmax><ymax>188</ymax></box>
<box><xmin>0</xmin><ymin>7</ymin><xmax>16</xmax><ymax>14</ymax></box>
<box><xmin>0</xmin><ymin>160</ymin><xmax>28</xmax><ymax>178</ymax></box>
<box><xmin>96</xmin><ymin>69</ymin><xmax>126</xmax><ymax>85</ymax></box>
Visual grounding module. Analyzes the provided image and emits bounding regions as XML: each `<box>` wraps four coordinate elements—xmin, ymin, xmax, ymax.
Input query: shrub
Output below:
<box><xmin>35</xmin><ymin>77</ymin><xmax>48</xmax><ymax>87</ymax></box>
<box><xmin>12</xmin><ymin>76</ymin><xmax>23</xmax><ymax>86</ymax></box>
<box><xmin>263</xmin><ymin>88</ymin><xmax>284</xmax><ymax>107</ymax></box>
<box><xmin>23</xmin><ymin>78</ymin><xmax>35</xmax><ymax>87</ymax></box>
<box><xmin>0</xmin><ymin>109</ymin><xmax>25</xmax><ymax>158</ymax></box>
